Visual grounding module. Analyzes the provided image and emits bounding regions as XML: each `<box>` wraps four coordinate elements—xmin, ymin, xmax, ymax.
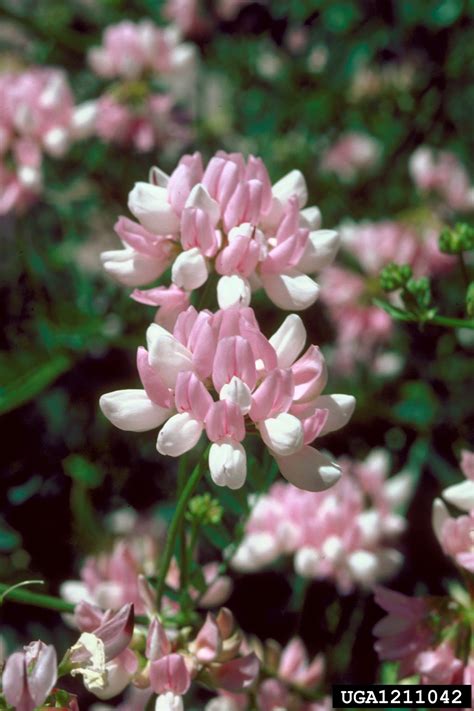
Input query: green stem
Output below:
<box><xmin>156</xmin><ymin>447</ymin><xmax>210</xmax><ymax>608</ymax></box>
<box><xmin>458</xmin><ymin>252</ymin><xmax>470</xmax><ymax>288</ymax></box>
<box><xmin>0</xmin><ymin>582</ymin><xmax>75</xmax><ymax>614</ymax></box>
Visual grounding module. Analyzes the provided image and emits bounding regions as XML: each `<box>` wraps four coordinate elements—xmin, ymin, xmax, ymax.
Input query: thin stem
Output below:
<box><xmin>0</xmin><ymin>582</ymin><xmax>75</xmax><ymax>614</ymax></box>
<box><xmin>458</xmin><ymin>252</ymin><xmax>470</xmax><ymax>288</ymax></box>
<box><xmin>156</xmin><ymin>447</ymin><xmax>210</xmax><ymax>608</ymax></box>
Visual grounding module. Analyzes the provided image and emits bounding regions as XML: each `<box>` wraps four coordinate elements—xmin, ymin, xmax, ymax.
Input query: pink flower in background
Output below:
<box><xmin>99</xmin><ymin>306</ymin><xmax>355</xmax><ymax>492</ymax></box>
<box><xmin>409</xmin><ymin>146</ymin><xmax>474</xmax><ymax>212</ymax></box>
<box><xmin>414</xmin><ymin>642</ymin><xmax>464</xmax><ymax>684</ymax></box>
<box><xmin>87</xmin><ymin>20</ymin><xmax>197</xmax><ymax>152</ymax></box>
<box><xmin>320</xmin><ymin>220</ymin><xmax>454</xmax><ymax>373</ymax></box>
<box><xmin>373</xmin><ymin>587</ymin><xmax>432</xmax><ymax>678</ymax></box>
<box><xmin>61</xmin><ymin>511</ymin><xmax>231</xmax><ymax>614</ymax></box>
<box><xmin>0</xmin><ymin>67</ymin><xmax>93</xmax><ymax>214</ymax></box>
<box><xmin>432</xmin><ymin>449</ymin><xmax>474</xmax><ymax>573</ymax></box>
<box><xmin>233</xmin><ymin>449</ymin><xmax>410</xmax><ymax>591</ymax></box>
<box><xmin>207</xmin><ymin>637</ymin><xmax>330</xmax><ymax>711</ymax></box>
<box><xmin>104</xmin><ymin>151</ymin><xmax>340</xmax><ymax>317</ymax></box>
<box><xmin>164</xmin><ymin>0</ymin><xmax>253</xmax><ymax>37</ymax></box>
<box><xmin>321</xmin><ymin>132</ymin><xmax>381</xmax><ymax>181</ymax></box>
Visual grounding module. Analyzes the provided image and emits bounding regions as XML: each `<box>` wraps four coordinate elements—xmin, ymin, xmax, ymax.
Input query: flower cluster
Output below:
<box><xmin>99</xmin><ymin>307</ymin><xmax>355</xmax><ymax>491</ymax></box>
<box><xmin>60</xmin><ymin>510</ymin><xmax>231</xmax><ymax>615</ymax></box>
<box><xmin>232</xmin><ymin>450</ymin><xmax>411</xmax><ymax>591</ymax></box>
<box><xmin>320</xmin><ymin>219</ymin><xmax>454</xmax><ymax>373</ymax></box>
<box><xmin>409</xmin><ymin>146</ymin><xmax>474</xmax><ymax>213</ymax></box>
<box><xmin>207</xmin><ymin>637</ymin><xmax>331</xmax><ymax>711</ymax></box>
<box><xmin>320</xmin><ymin>132</ymin><xmax>381</xmax><ymax>182</ymax></box>
<box><xmin>374</xmin><ymin>587</ymin><xmax>473</xmax><ymax>702</ymax></box>
<box><xmin>102</xmin><ymin>150</ymin><xmax>340</xmax><ymax>318</ymax></box>
<box><xmin>88</xmin><ymin>21</ymin><xmax>197</xmax><ymax>152</ymax></box>
<box><xmin>0</xmin><ymin>67</ymin><xmax>93</xmax><ymax>215</ymax></box>
<box><xmin>432</xmin><ymin>450</ymin><xmax>474</xmax><ymax>574</ymax></box>
<box><xmin>0</xmin><ymin>604</ymin><xmax>134</xmax><ymax>708</ymax></box>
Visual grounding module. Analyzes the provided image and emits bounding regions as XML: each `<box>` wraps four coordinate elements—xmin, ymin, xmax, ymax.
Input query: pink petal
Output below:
<box><xmin>205</xmin><ymin>400</ymin><xmax>245</xmax><ymax>443</ymax></box>
<box><xmin>193</xmin><ymin>614</ymin><xmax>222</xmax><ymax>662</ymax></box>
<box><xmin>137</xmin><ymin>347</ymin><xmax>173</xmax><ymax>408</ymax></box>
<box><xmin>212</xmin><ymin>336</ymin><xmax>257</xmax><ymax>392</ymax></box>
<box><xmin>149</xmin><ymin>653</ymin><xmax>191</xmax><ymax>695</ymax></box>
<box><xmin>146</xmin><ymin>617</ymin><xmax>171</xmax><ymax>660</ymax></box>
<box><xmin>174</xmin><ymin>371</ymin><xmax>213</xmax><ymax>421</ymax></box>
<box><xmin>211</xmin><ymin>653</ymin><xmax>260</xmax><ymax>692</ymax></box>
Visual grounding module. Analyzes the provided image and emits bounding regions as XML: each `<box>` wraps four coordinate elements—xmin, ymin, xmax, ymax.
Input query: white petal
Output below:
<box><xmin>383</xmin><ymin>471</ymin><xmax>413</xmax><ymax>508</ymax></box>
<box><xmin>274</xmin><ymin>446</ymin><xmax>342</xmax><ymax>492</ymax></box>
<box><xmin>43</xmin><ymin>127</ymin><xmax>69</xmax><ymax>157</ymax></box>
<box><xmin>101</xmin><ymin>247</ymin><xmax>164</xmax><ymax>287</ymax></box>
<box><xmin>71</xmin><ymin>101</ymin><xmax>97</xmax><ymax>139</ymax></box>
<box><xmin>99</xmin><ymin>390</ymin><xmax>171</xmax><ymax>432</ymax></box>
<box><xmin>59</xmin><ymin>581</ymin><xmax>92</xmax><ymax>605</ymax></box>
<box><xmin>156</xmin><ymin>692</ymin><xmax>184</xmax><ymax>711</ymax></box>
<box><xmin>17</xmin><ymin>165</ymin><xmax>42</xmax><ymax>191</ymax></box>
<box><xmin>260</xmin><ymin>413</ymin><xmax>303</xmax><ymax>456</ymax></box>
<box><xmin>217</xmin><ymin>275</ymin><xmax>251</xmax><ymax>309</ymax></box>
<box><xmin>147</xmin><ymin>328</ymin><xmax>193</xmax><ymax>388</ymax></box>
<box><xmin>316</xmin><ymin>394</ymin><xmax>356</xmax><ymax>435</ymax></box>
<box><xmin>272</xmin><ymin>169</ymin><xmax>308</xmax><ymax>208</ymax></box>
<box><xmin>297</xmin><ymin>229</ymin><xmax>340</xmax><ymax>273</ymax></box>
<box><xmin>209</xmin><ymin>441</ymin><xmax>247</xmax><ymax>490</ymax></box>
<box><xmin>346</xmin><ymin>550</ymin><xmax>379</xmax><ymax>585</ymax></box>
<box><xmin>357</xmin><ymin>510</ymin><xmax>382</xmax><ymax>546</ymax></box>
<box><xmin>231</xmin><ymin>532</ymin><xmax>277</xmax><ymax>571</ymax></box>
<box><xmin>432</xmin><ymin>498</ymin><xmax>449</xmax><ymax>544</ymax></box>
<box><xmin>157</xmin><ymin>412</ymin><xmax>203</xmax><ymax>456</ymax></box>
<box><xmin>442</xmin><ymin>480</ymin><xmax>474</xmax><ymax>512</ymax></box>
<box><xmin>149</xmin><ymin>166</ymin><xmax>170</xmax><ymax>187</ymax></box>
<box><xmin>172</xmin><ymin>247</ymin><xmax>208</xmax><ymax>290</ymax></box>
<box><xmin>269</xmin><ymin>313</ymin><xmax>306</xmax><ymax>368</ymax></box>
<box><xmin>92</xmin><ymin>659</ymin><xmax>132</xmax><ymax>700</ymax></box>
<box><xmin>128</xmin><ymin>182</ymin><xmax>180</xmax><ymax>234</ymax></box>
<box><xmin>219</xmin><ymin>377</ymin><xmax>252</xmax><ymax>414</ymax></box>
<box><xmin>185</xmin><ymin>183</ymin><xmax>220</xmax><ymax>224</ymax></box>
<box><xmin>299</xmin><ymin>205</ymin><xmax>322</xmax><ymax>230</ymax></box>
<box><xmin>294</xmin><ymin>547</ymin><xmax>321</xmax><ymax>577</ymax></box>
<box><xmin>262</xmin><ymin>270</ymin><xmax>319</xmax><ymax>311</ymax></box>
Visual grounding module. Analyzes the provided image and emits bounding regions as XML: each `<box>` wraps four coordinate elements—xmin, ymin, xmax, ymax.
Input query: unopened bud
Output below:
<box><xmin>439</xmin><ymin>223</ymin><xmax>474</xmax><ymax>254</ymax></box>
<box><xmin>380</xmin><ymin>262</ymin><xmax>412</xmax><ymax>292</ymax></box>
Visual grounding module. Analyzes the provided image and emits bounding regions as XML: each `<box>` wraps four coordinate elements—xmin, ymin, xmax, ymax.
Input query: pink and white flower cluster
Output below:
<box><xmin>99</xmin><ymin>306</ymin><xmax>354</xmax><ymax>492</ymax></box>
<box><xmin>88</xmin><ymin>21</ymin><xmax>196</xmax><ymax>152</ymax></box>
<box><xmin>61</xmin><ymin>518</ymin><xmax>232</xmax><ymax>615</ymax></box>
<box><xmin>409</xmin><ymin>146</ymin><xmax>474</xmax><ymax>213</ymax></box>
<box><xmin>0</xmin><ymin>67</ymin><xmax>93</xmax><ymax>215</ymax></box>
<box><xmin>320</xmin><ymin>132</ymin><xmax>381</xmax><ymax>182</ymax></box>
<box><xmin>374</xmin><ymin>587</ymin><xmax>473</xmax><ymax>705</ymax></box>
<box><xmin>207</xmin><ymin>637</ymin><xmax>331</xmax><ymax>711</ymax></box>
<box><xmin>74</xmin><ymin>603</ymin><xmax>259</xmax><ymax>707</ymax></box>
<box><xmin>232</xmin><ymin>450</ymin><xmax>411</xmax><ymax>591</ymax></box>
<box><xmin>432</xmin><ymin>450</ymin><xmax>474</xmax><ymax>574</ymax></box>
<box><xmin>102</xmin><ymin>151</ymin><xmax>340</xmax><ymax>319</ymax></box>
<box><xmin>320</xmin><ymin>220</ymin><xmax>454</xmax><ymax>373</ymax></box>
<box><xmin>0</xmin><ymin>604</ymin><xmax>134</xmax><ymax>707</ymax></box>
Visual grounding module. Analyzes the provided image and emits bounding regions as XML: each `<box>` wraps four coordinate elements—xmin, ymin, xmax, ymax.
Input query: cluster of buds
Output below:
<box><xmin>88</xmin><ymin>21</ymin><xmax>197</xmax><ymax>152</ymax></box>
<box><xmin>207</xmin><ymin>637</ymin><xmax>331</xmax><ymax>711</ymax></box>
<box><xmin>374</xmin><ymin>586</ymin><xmax>473</xmax><ymax>702</ymax></box>
<box><xmin>232</xmin><ymin>450</ymin><xmax>412</xmax><ymax>591</ymax></box>
<box><xmin>320</xmin><ymin>132</ymin><xmax>381</xmax><ymax>182</ymax></box>
<box><xmin>0</xmin><ymin>604</ymin><xmax>134</xmax><ymax>708</ymax></box>
<box><xmin>101</xmin><ymin>150</ymin><xmax>340</xmax><ymax>320</ymax></box>
<box><xmin>99</xmin><ymin>306</ymin><xmax>355</xmax><ymax>492</ymax></box>
<box><xmin>320</xmin><ymin>220</ymin><xmax>453</xmax><ymax>373</ymax></box>
<box><xmin>0</xmin><ymin>68</ymin><xmax>94</xmax><ymax>215</ymax></box>
<box><xmin>432</xmin><ymin>450</ymin><xmax>474</xmax><ymax>575</ymax></box>
<box><xmin>409</xmin><ymin>146</ymin><xmax>474</xmax><ymax>213</ymax></box>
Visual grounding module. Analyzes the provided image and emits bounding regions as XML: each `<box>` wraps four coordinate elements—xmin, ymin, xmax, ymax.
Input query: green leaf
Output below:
<box><xmin>0</xmin><ymin>520</ymin><xmax>21</xmax><ymax>552</ymax></box>
<box><xmin>0</xmin><ymin>353</ymin><xmax>72</xmax><ymax>415</ymax></box>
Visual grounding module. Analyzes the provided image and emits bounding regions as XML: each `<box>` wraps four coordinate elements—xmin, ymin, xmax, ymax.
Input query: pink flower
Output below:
<box><xmin>164</xmin><ymin>0</ymin><xmax>252</xmax><ymax>36</ymax></box>
<box><xmin>441</xmin><ymin>449</ymin><xmax>474</xmax><ymax>511</ymax></box>
<box><xmin>432</xmin><ymin>499</ymin><xmax>474</xmax><ymax>573</ymax></box>
<box><xmin>409</xmin><ymin>146</ymin><xmax>474</xmax><ymax>212</ymax></box>
<box><xmin>233</xmin><ymin>450</ymin><xmax>409</xmax><ymax>591</ymax></box>
<box><xmin>99</xmin><ymin>307</ymin><xmax>355</xmax><ymax>491</ymax></box>
<box><xmin>373</xmin><ymin>587</ymin><xmax>432</xmax><ymax>678</ymax></box>
<box><xmin>414</xmin><ymin>642</ymin><xmax>464</xmax><ymax>684</ymax></box>
<box><xmin>320</xmin><ymin>220</ymin><xmax>454</xmax><ymax>373</ymax></box>
<box><xmin>105</xmin><ymin>151</ymin><xmax>339</xmax><ymax>315</ymax></box>
<box><xmin>321</xmin><ymin>132</ymin><xmax>381</xmax><ymax>181</ymax></box>
<box><xmin>0</xmin><ymin>67</ymin><xmax>76</xmax><ymax>214</ymax></box>
<box><xmin>2</xmin><ymin>641</ymin><xmax>57</xmax><ymax>711</ymax></box>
